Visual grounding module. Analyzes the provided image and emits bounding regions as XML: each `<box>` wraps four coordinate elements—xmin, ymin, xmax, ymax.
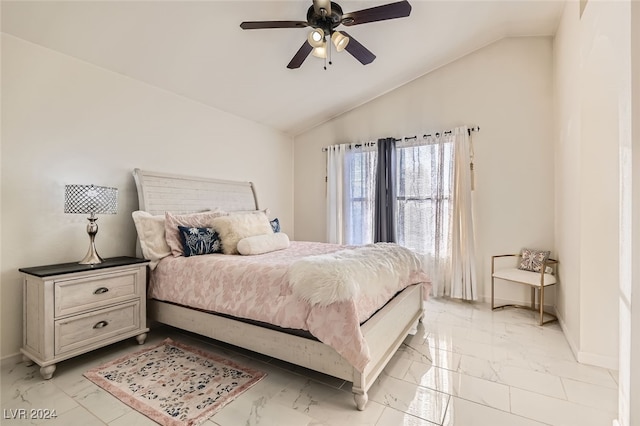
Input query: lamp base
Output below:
<box><xmin>79</xmin><ymin>216</ymin><xmax>104</xmax><ymax>265</ymax></box>
<box><xmin>79</xmin><ymin>247</ymin><xmax>103</xmax><ymax>265</ymax></box>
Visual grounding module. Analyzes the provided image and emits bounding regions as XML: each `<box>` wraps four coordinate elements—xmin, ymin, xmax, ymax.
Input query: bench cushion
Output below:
<box><xmin>493</xmin><ymin>268</ymin><xmax>556</xmax><ymax>287</ymax></box>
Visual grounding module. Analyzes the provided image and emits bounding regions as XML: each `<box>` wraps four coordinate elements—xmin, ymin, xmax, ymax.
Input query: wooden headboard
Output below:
<box><xmin>132</xmin><ymin>169</ymin><xmax>259</xmax><ymax>214</ymax></box>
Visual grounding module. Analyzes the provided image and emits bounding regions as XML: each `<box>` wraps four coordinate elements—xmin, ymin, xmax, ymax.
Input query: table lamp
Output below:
<box><xmin>64</xmin><ymin>184</ymin><xmax>118</xmax><ymax>264</ymax></box>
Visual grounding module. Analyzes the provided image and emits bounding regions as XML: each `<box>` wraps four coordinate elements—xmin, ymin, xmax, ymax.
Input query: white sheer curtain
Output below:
<box><xmin>326</xmin><ymin>143</ymin><xmax>376</xmax><ymax>245</ymax></box>
<box><xmin>449</xmin><ymin>126</ymin><xmax>477</xmax><ymax>300</ymax></box>
<box><xmin>396</xmin><ymin>126</ymin><xmax>476</xmax><ymax>300</ymax></box>
<box><xmin>326</xmin><ymin>145</ymin><xmax>347</xmax><ymax>244</ymax></box>
<box><xmin>347</xmin><ymin>146</ymin><xmax>377</xmax><ymax>245</ymax></box>
<box><xmin>396</xmin><ymin>134</ymin><xmax>453</xmax><ymax>298</ymax></box>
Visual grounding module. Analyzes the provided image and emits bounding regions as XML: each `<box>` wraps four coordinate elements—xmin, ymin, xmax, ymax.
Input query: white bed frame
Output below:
<box><xmin>132</xmin><ymin>168</ymin><xmax>424</xmax><ymax>410</ymax></box>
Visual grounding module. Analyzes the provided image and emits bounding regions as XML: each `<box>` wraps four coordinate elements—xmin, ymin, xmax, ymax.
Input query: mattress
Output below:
<box><xmin>149</xmin><ymin>240</ymin><xmax>430</xmax><ymax>371</ymax></box>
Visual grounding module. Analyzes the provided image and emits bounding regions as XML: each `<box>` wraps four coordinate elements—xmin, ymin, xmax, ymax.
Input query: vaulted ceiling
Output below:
<box><xmin>2</xmin><ymin>1</ymin><xmax>564</xmax><ymax>136</ymax></box>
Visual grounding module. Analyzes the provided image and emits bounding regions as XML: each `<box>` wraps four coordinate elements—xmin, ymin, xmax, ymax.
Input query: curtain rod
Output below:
<box><xmin>321</xmin><ymin>126</ymin><xmax>480</xmax><ymax>152</ymax></box>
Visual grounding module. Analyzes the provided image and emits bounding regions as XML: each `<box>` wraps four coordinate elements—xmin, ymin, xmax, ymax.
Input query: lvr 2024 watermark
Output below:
<box><xmin>3</xmin><ymin>409</ymin><xmax>58</xmax><ymax>420</ymax></box>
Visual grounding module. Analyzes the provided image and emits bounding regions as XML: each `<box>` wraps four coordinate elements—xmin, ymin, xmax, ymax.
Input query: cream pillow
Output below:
<box><xmin>237</xmin><ymin>233</ymin><xmax>290</xmax><ymax>255</ymax></box>
<box><xmin>131</xmin><ymin>211</ymin><xmax>171</xmax><ymax>269</ymax></box>
<box><xmin>211</xmin><ymin>211</ymin><xmax>273</xmax><ymax>255</ymax></box>
<box><xmin>229</xmin><ymin>208</ymin><xmax>270</xmax><ymax>217</ymax></box>
<box><xmin>165</xmin><ymin>210</ymin><xmax>228</xmax><ymax>257</ymax></box>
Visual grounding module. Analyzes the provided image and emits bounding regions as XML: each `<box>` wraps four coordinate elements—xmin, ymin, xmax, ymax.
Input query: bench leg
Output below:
<box><xmin>539</xmin><ymin>285</ymin><xmax>545</xmax><ymax>326</ymax></box>
<box><xmin>531</xmin><ymin>287</ymin><xmax>536</xmax><ymax>309</ymax></box>
<box><xmin>491</xmin><ymin>276</ymin><xmax>495</xmax><ymax>309</ymax></box>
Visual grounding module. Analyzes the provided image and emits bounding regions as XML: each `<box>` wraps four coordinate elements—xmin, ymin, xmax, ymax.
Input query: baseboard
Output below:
<box><xmin>557</xmin><ymin>312</ymin><xmax>580</xmax><ymax>361</ymax></box>
<box><xmin>577</xmin><ymin>351</ymin><xmax>619</xmax><ymax>370</ymax></box>
<box><xmin>557</xmin><ymin>312</ymin><xmax>619</xmax><ymax>370</ymax></box>
<box><xmin>1</xmin><ymin>352</ymin><xmax>23</xmax><ymax>368</ymax></box>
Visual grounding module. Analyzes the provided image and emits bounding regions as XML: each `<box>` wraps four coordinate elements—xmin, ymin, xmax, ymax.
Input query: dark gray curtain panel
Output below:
<box><xmin>374</xmin><ymin>137</ymin><xmax>397</xmax><ymax>243</ymax></box>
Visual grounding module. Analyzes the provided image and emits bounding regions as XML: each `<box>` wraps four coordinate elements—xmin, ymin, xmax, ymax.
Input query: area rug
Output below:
<box><xmin>84</xmin><ymin>338</ymin><xmax>266</xmax><ymax>426</ymax></box>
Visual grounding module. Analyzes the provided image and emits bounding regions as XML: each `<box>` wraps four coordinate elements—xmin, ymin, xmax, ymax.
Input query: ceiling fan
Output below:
<box><xmin>240</xmin><ymin>0</ymin><xmax>412</xmax><ymax>69</ymax></box>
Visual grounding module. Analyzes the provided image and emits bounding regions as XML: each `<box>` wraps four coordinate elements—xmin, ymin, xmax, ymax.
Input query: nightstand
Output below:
<box><xmin>19</xmin><ymin>257</ymin><xmax>150</xmax><ymax>379</ymax></box>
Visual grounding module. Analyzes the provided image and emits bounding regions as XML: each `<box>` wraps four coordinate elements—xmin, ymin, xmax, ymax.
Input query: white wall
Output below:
<box><xmin>553</xmin><ymin>0</ymin><xmax>625</xmax><ymax>370</ymax></box>
<box><xmin>552</xmin><ymin>0</ymin><xmax>582</xmax><ymax>362</ymax></box>
<box><xmin>293</xmin><ymin>37</ymin><xmax>555</xmax><ymax>305</ymax></box>
<box><xmin>629</xmin><ymin>2</ymin><xmax>640</xmax><ymax>422</ymax></box>
<box><xmin>578</xmin><ymin>0</ymin><xmax>622</xmax><ymax>369</ymax></box>
<box><xmin>0</xmin><ymin>34</ymin><xmax>294</xmax><ymax>359</ymax></box>
<box><xmin>619</xmin><ymin>1</ymin><xmax>640</xmax><ymax>424</ymax></box>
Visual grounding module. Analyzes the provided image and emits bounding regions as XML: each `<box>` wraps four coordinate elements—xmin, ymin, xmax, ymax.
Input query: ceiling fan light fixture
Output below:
<box><xmin>311</xmin><ymin>43</ymin><xmax>327</xmax><ymax>58</ymax></box>
<box><xmin>240</xmin><ymin>0</ymin><xmax>412</xmax><ymax>69</ymax></box>
<box><xmin>331</xmin><ymin>31</ymin><xmax>349</xmax><ymax>52</ymax></box>
<box><xmin>308</xmin><ymin>28</ymin><xmax>325</xmax><ymax>48</ymax></box>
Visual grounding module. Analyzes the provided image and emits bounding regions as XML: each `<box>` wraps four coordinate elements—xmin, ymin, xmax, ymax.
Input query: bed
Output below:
<box><xmin>132</xmin><ymin>168</ymin><xmax>430</xmax><ymax>410</ymax></box>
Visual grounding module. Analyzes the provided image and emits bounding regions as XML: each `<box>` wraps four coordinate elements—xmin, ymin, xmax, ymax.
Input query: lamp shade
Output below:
<box><xmin>331</xmin><ymin>31</ymin><xmax>349</xmax><ymax>52</ymax></box>
<box><xmin>307</xmin><ymin>28</ymin><xmax>325</xmax><ymax>48</ymax></box>
<box><xmin>64</xmin><ymin>184</ymin><xmax>118</xmax><ymax>215</ymax></box>
<box><xmin>312</xmin><ymin>43</ymin><xmax>327</xmax><ymax>58</ymax></box>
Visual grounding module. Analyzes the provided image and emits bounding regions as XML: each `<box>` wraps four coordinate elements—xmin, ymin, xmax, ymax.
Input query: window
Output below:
<box><xmin>396</xmin><ymin>141</ymin><xmax>454</xmax><ymax>257</ymax></box>
<box><xmin>345</xmin><ymin>148</ymin><xmax>376</xmax><ymax>245</ymax></box>
<box><xmin>345</xmin><ymin>138</ymin><xmax>454</xmax><ymax>259</ymax></box>
<box><xmin>329</xmin><ymin>127</ymin><xmax>476</xmax><ymax>299</ymax></box>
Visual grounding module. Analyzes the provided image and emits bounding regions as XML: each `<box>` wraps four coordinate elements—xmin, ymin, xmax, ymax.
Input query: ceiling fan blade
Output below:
<box><xmin>240</xmin><ymin>21</ymin><xmax>308</xmax><ymax>30</ymax></box>
<box><xmin>341</xmin><ymin>0</ymin><xmax>411</xmax><ymax>26</ymax></box>
<box><xmin>341</xmin><ymin>32</ymin><xmax>376</xmax><ymax>65</ymax></box>
<box><xmin>313</xmin><ymin>0</ymin><xmax>332</xmax><ymax>17</ymax></box>
<box><xmin>287</xmin><ymin>41</ymin><xmax>314</xmax><ymax>69</ymax></box>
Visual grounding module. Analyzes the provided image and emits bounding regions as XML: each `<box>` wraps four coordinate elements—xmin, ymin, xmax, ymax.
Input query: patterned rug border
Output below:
<box><xmin>84</xmin><ymin>338</ymin><xmax>267</xmax><ymax>426</ymax></box>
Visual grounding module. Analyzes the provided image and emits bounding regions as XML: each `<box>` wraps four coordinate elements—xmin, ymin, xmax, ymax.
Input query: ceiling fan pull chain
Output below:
<box><xmin>324</xmin><ymin>39</ymin><xmax>328</xmax><ymax>70</ymax></box>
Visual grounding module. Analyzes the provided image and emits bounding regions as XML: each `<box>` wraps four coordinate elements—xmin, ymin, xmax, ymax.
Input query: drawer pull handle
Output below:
<box><xmin>94</xmin><ymin>287</ymin><xmax>109</xmax><ymax>295</ymax></box>
<box><xmin>93</xmin><ymin>320</ymin><xmax>109</xmax><ymax>329</ymax></box>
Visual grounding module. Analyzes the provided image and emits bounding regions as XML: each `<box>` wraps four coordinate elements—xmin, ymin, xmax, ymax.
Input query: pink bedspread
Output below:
<box><xmin>149</xmin><ymin>241</ymin><xmax>430</xmax><ymax>372</ymax></box>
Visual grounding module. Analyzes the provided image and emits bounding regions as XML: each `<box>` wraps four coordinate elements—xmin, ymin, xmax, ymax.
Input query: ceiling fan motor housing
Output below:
<box><xmin>306</xmin><ymin>2</ymin><xmax>344</xmax><ymax>35</ymax></box>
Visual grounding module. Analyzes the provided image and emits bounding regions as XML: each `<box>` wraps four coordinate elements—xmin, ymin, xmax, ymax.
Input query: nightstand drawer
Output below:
<box><xmin>55</xmin><ymin>300</ymin><xmax>140</xmax><ymax>355</ymax></box>
<box><xmin>54</xmin><ymin>270</ymin><xmax>140</xmax><ymax>317</ymax></box>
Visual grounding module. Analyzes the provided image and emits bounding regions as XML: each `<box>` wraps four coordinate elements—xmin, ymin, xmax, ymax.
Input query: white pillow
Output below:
<box><xmin>131</xmin><ymin>211</ymin><xmax>171</xmax><ymax>269</ymax></box>
<box><xmin>211</xmin><ymin>211</ymin><xmax>273</xmax><ymax>254</ymax></box>
<box><xmin>237</xmin><ymin>233</ymin><xmax>290</xmax><ymax>255</ymax></box>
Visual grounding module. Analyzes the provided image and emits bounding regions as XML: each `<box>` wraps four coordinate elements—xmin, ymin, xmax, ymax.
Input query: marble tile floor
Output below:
<box><xmin>1</xmin><ymin>298</ymin><xmax>618</xmax><ymax>426</ymax></box>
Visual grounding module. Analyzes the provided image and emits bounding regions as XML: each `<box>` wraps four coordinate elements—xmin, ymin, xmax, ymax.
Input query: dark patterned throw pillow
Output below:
<box><xmin>518</xmin><ymin>248</ymin><xmax>551</xmax><ymax>273</ymax></box>
<box><xmin>270</xmin><ymin>218</ymin><xmax>280</xmax><ymax>233</ymax></box>
<box><xmin>178</xmin><ymin>226</ymin><xmax>222</xmax><ymax>257</ymax></box>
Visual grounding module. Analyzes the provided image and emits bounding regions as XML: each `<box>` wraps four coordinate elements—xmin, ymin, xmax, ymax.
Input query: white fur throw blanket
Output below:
<box><xmin>288</xmin><ymin>243</ymin><xmax>422</xmax><ymax>306</ymax></box>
